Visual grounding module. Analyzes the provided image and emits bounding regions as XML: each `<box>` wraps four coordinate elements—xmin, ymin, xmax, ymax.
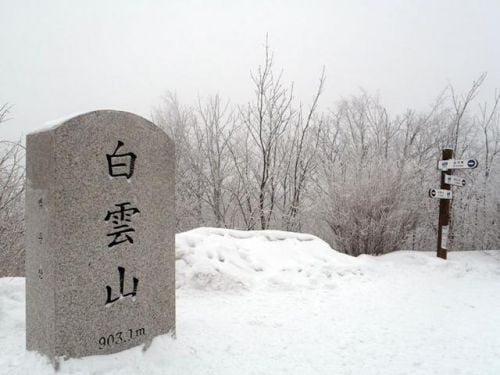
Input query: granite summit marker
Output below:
<box><xmin>25</xmin><ymin>110</ymin><xmax>175</xmax><ymax>360</ymax></box>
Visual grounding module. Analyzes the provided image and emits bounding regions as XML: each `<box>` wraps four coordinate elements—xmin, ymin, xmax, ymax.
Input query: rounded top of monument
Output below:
<box><xmin>31</xmin><ymin>110</ymin><xmax>168</xmax><ymax>139</ymax></box>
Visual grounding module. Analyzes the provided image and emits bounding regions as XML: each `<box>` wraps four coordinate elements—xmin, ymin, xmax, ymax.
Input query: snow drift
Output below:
<box><xmin>175</xmin><ymin>227</ymin><xmax>360</xmax><ymax>291</ymax></box>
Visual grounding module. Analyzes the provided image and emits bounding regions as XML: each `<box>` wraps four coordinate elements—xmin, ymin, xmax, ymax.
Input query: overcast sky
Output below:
<box><xmin>1</xmin><ymin>0</ymin><xmax>499</xmax><ymax>141</ymax></box>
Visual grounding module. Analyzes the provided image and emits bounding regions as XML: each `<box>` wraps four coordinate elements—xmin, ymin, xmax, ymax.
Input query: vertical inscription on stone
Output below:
<box><xmin>26</xmin><ymin>110</ymin><xmax>175</xmax><ymax>359</ymax></box>
<box><xmin>104</xmin><ymin>201</ymin><xmax>141</xmax><ymax>247</ymax></box>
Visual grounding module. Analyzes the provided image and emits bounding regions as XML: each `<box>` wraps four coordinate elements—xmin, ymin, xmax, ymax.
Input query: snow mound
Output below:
<box><xmin>176</xmin><ymin>227</ymin><xmax>360</xmax><ymax>291</ymax></box>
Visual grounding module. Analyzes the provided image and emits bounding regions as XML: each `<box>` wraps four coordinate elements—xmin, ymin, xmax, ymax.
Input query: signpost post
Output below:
<box><xmin>429</xmin><ymin>149</ymin><xmax>478</xmax><ymax>259</ymax></box>
<box><xmin>436</xmin><ymin>149</ymin><xmax>453</xmax><ymax>259</ymax></box>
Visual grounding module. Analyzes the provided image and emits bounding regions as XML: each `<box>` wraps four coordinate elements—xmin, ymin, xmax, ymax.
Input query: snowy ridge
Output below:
<box><xmin>175</xmin><ymin>227</ymin><xmax>360</xmax><ymax>291</ymax></box>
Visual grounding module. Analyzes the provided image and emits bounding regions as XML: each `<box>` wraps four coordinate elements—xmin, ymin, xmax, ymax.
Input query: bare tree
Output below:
<box><xmin>0</xmin><ymin>104</ymin><xmax>25</xmax><ymax>276</ymax></box>
<box><xmin>193</xmin><ymin>95</ymin><xmax>236</xmax><ymax>227</ymax></box>
<box><xmin>446</xmin><ymin>76</ymin><xmax>486</xmax><ymax>250</ymax></box>
<box><xmin>450</xmin><ymin>73</ymin><xmax>486</xmax><ymax>155</ymax></box>
<box><xmin>475</xmin><ymin>90</ymin><xmax>500</xmax><ymax>248</ymax></box>
<box><xmin>153</xmin><ymin>93</ymin><xmax>205</xmax><ymax>231</ymax></box>
<box><xmin>227</xmin><ymin>127</ymin><xmax>258</xmax><ymax>229</ymax></box>
<box><xmin>479</xmin><ymin>90</ymin><xmax>500</xmax><ymax>179</ymax></box>
<box><xmin>239</xmin><ymin>39</ymin><xmax>294</xmax><ymax>229</ymax></box>
<box><xmin>280</xmin><ymin>69</ymin><xmax>325</xmax><ymax>231</ymax></box>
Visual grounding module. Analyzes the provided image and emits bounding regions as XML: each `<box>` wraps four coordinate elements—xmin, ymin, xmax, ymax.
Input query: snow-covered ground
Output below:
<box><xmin>1</xmin><ymin>228</ymin><xmax>500</xmax><ymax>374</ymax></box>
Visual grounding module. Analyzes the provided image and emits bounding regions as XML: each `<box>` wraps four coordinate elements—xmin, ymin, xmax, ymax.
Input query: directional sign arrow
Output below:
<box><xmin>438</xmin><ymin>159</ymin><xmax>479</xmax><ymax>171</ymax></box>
<box><xmin>444</xmin><ymin>175</ymin><xmax>466</xmax><ymax>187</ymax></box>
<box><xmin>428</xmin><ymin>188</ymin><xmax>453</xmax><ymax>199</ymax></box>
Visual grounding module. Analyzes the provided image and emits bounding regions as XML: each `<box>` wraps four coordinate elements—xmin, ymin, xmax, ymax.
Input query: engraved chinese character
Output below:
<box><xmin>107</xmin><ymin>141</ymin><xmax>137</xmax><ymax>179</ymax></box>
<box><xmin>104</xmin><ymin>202</ymin><xmax>140</xmax><ymax>248</ymax></box>
<box><xmin>105</xmin><ymin>266</ymin><xmax>139</xmax><ymax>306</ymax></box>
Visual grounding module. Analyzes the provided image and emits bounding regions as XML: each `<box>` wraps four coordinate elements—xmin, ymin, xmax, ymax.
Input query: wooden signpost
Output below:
<box><xmin>429</xmin><ymin>149</ymin><xmax>478</xmax><ymax>259</ymax></box>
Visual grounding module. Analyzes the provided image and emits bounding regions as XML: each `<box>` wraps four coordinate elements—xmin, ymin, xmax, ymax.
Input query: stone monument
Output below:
<box><xmin>25</xmin><ymin>110</ymin><xmax>175</xmax><ymax>360</ymax></box>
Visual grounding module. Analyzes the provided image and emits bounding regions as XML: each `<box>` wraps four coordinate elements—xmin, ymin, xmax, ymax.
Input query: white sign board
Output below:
<box><xmin>441</xmin><ymin>225</ymin><xmax>449</xmax><ymax>249</ymax></box>
<box><xmin>428</xmin><ymin>188</ymin><xmax>453</xmax><ymax>199</ymax></box>
<box><xmin>444</xmin><ymin>175</ymin><xmax>466</xmax><ymax>187</ymax></box>
<box><xmin>438</xmin><ymin>159</ymin><xmax>478</xmax><ymax>171</ymax></box>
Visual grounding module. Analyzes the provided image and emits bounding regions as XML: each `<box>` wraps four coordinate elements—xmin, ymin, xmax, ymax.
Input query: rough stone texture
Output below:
<box><xmin>0</xmin><ymin>248</ymin><xmax>24</xmax><ymax>277</ymax></box>
<box><xmin>25</xmin><ymin>110</ymin><xmax>175</xmax><ymax>359</ymax></box>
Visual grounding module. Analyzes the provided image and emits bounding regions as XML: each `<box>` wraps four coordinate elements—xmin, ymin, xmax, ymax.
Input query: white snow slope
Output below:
<box><xmin>1</xmin><ymin>227</ymin><xmax>500</xmax><ymax>375</ymax></box>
